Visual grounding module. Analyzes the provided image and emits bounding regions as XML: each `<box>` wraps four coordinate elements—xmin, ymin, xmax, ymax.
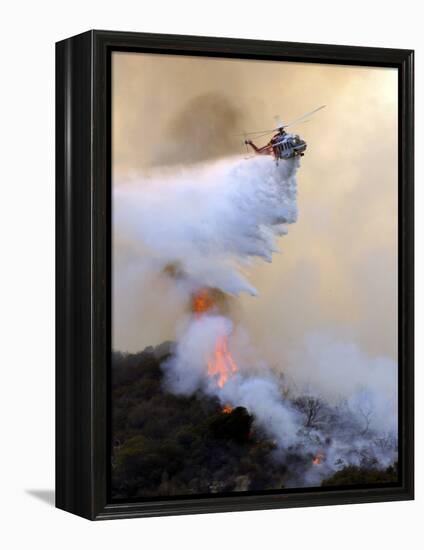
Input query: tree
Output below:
<box><xmin>322</xmin><ymin>464</ymin><xmax>397</xmax><ymax>486</ymax></box>
<box><xmin>358</xmin><ymin>404</ymin><xmax>373</xmax><ymax>436</ymax></box>
<box><xmin>294</xmin><ymin>395</ymin><xmax>323</xmax><ymax>428</ymax></box>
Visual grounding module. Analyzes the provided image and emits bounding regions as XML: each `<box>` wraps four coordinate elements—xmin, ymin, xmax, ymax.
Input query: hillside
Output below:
<box><xmin>111</xmin><ymin>344</ymin><xmax>397</xmax><ymax>500</ymax></box>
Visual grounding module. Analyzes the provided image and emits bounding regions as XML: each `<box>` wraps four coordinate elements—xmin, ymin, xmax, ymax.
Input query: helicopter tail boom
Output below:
<box><xmin>244</xmin><ymin>139</ymin><xmax>270</xmax><ymax>155</ymax></box>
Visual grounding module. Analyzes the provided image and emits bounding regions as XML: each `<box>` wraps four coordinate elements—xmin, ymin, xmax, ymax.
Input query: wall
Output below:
<box><xmin>0</xmin><ymin>1</ymin><xmax>421</xmax><ymax>548</ymax></box>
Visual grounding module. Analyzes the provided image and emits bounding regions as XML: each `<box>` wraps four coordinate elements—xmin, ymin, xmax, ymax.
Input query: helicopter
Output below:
<box><xmin>242</xmin><ymin>105</ymin><xmax>326</xmax><ymax>163</ymax></box>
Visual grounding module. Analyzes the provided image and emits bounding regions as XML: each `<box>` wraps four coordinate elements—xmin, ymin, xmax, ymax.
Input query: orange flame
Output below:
<box><xmin>192</xmin><ymin>288</ymin><xmax>215</xmax><ymax>317</ymax></box>
<box><xmin>222</xmin><ymin>405</ymin><xmax>233</xmax><ymax>414</ymax></box>
<box><xmin>190</xmin><ymin>288</ymin><xmax>238</xmax><ymax>389</ymax></box>
<box><xmin>312</xmin><ymin>452</ymin><xmax>325</xmax><ymax>465</ymax></box>
<box><xmin>208</xmin><ymin>335</ymin><xmax>238</xmax><ymax>388</ymax></box>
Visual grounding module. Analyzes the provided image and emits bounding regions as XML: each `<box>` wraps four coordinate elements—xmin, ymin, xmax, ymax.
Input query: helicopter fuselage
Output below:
<box><xmin>245</xmin><ymin>132</ymin><xmax>307</xmax><ymax>161</ymax></box>
<box><xmin>241</xmin><ymin>104</ymin><xmax>326</xmax><ymax>161</ymax></box>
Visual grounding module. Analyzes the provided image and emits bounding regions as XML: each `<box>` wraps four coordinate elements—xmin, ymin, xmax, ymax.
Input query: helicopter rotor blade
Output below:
<box><xmin>236</xmin><ymin>128</ymin><xmax>276</xmax><ymax>137</ymax></box>
<box><xmin>237</xmin><ymin>105</ymin><xmax>326</xmax><ymax>137</ymax></box>
<box><xmin>283</xmin><ymin>105</ymin><xmax>326</xmax><ymax>129</ymax></box>
<box><xmin>287</xmin><ymin>118</ymin><xmax>311</xmax><ymax>129</ymax></box>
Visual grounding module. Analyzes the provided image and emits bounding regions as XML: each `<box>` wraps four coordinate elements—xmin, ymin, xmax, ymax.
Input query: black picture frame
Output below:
<box><xmin>56</xmin><ymin>29</ymin><xmax>414</xmax><ymax>520</ymax></box>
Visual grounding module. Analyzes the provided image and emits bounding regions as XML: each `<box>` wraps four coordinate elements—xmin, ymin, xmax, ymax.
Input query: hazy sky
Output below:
<box><xmin>112</xmin><ymin>52</ymin><xmax>398</xmax><ymax>364</ymax></box>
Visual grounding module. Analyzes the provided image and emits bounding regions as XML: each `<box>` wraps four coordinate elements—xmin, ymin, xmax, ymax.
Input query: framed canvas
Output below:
<box><xmin>56</xmin><ymin>30</ymin><xmax>414</xmax><ymax>520</ymax></box>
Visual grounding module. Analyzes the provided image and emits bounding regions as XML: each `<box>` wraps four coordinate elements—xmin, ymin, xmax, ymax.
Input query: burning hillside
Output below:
<box><xmin>112</xmin><ymin>154</ymin><xmax>398</xmax><ymax>498</ymax></box>
<box><xmin>111</xmin><ymin>344</ymin><xmax>397</xmax><ymax>499</ymax></box>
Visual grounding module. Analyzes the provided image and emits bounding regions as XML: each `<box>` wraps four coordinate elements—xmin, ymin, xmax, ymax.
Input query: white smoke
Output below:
<box><xmin>285</xmin><ymin>331</ymin><xmax>398</xmax><ymax>434</ymax></box>
<box><xmin>163</xmin><ymin>314</ymin><xmax>234</xmax><ymax>395</ymax></box>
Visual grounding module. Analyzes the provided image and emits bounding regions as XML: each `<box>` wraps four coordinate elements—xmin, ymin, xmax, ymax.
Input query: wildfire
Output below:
<box><xmin>208</xmin><ymin>335</ymin><xmax>238</xmax><ymax>388</ymax></box>
<box><xmin>312</xmin><ymin>452</ymin><xmax>325</xmax><ymax>465</ymax></box>
<box><xmin>222</xmin><ymin>405</ymin><xmax>233</xmax><ymax>414</ymax></box>
<box><xmin>191</xmin><ymin>288</ymin><xmax>239</xmax><ymax>389</ymax></box>
<box><xmin>192</xmin><ymin>288</ymin><xmax>215</xmax><ymax>317</ymax></box>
